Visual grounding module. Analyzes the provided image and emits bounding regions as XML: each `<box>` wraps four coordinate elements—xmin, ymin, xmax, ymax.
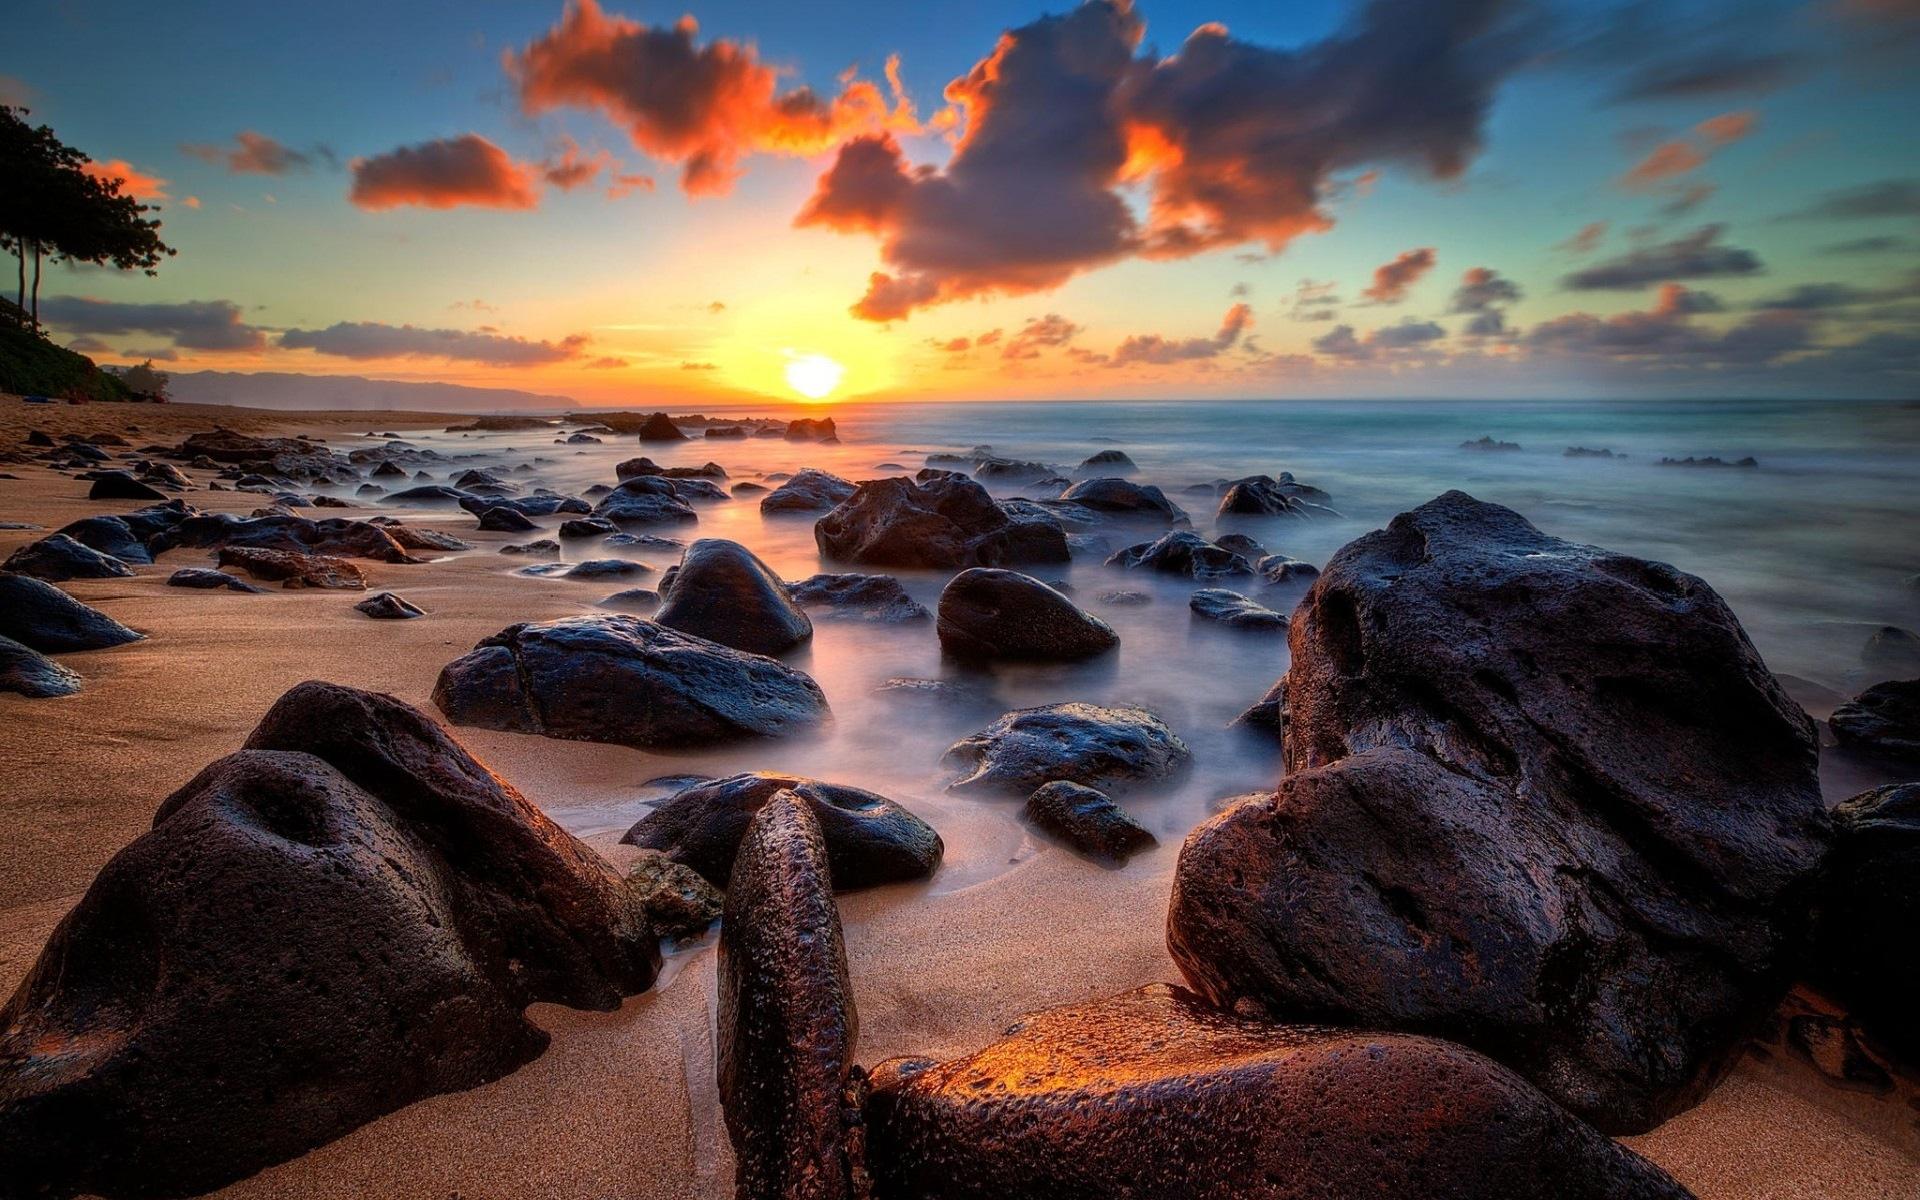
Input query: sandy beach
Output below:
<box><xmin>2</xmin><ymin>397</ymin><xmax>1917</xmax><ymax>1199</ymax></box>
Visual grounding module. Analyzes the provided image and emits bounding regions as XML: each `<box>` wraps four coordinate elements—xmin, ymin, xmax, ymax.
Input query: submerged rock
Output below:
<box><xmin>788</xmin><ymin>573</ymin><xmax>931</xmax><ymax>623</ymax></box>
<box><xmin>433</xmin><ymin>616</ymin><xmax>829</xmax><ymax>749</ymax></box>
<box><xmin>566</xmin><ymin>558</ymin><xmax>650</xmax><ymax>581</ymax></box>
<box><xmin>0</xmin><ymin>573</ymin><xmax>143</xmax><ymax>652</ymax></box>
<box><xmin>0</xmin><ymin>682</ymin><xmax>660</xmax><ymax>1200</ymax></box>
<box><xmin>0</xmin><ymin>634</ymin><xmax>83</xmax><ymax>698</ymax></box>
<box><xmin>1189</xmin><ymin>588</ymin><xmax>1288</xmax><ymax>632</ymax></box>
<box><xmin>500</xmin><ymin>538</ymin><xmax>560</xmax><ymax>556</ymax></box>
<box><xmin>591</xmin><ymin>477</ymin><xmax>700</xmax><ymax>527</ymax></box>
<box><xmin>1075</xmin><ymin>449</ymin><xmax>1137</xmax><ymax>476</ymax></box>
<box><xmin>355</xmin><ymin>592</ymin><xmax>425</xmax><ymax>619</ymax></box>
<box><xmin>1862</xmin><ymin>625</ymin><xmax>1920</xmax><ymax>675</ymax></box>
<box><xmin>937</xmin><ymin>568</ymin><xmax>1118</xmax><ymax>661</ymax></box>
<box><xmin>944</xmin><ymin>703</ymin><xmax>1191</xmax><ymax>796</ymax></box>
<box><xmin>637</xmin><ymin>412</ymin><xmax>687</xmax><ymax>441</ymax></box>
<box><xmin>717</xmin><ymin>792</ymin><xmax>862</xmax><ymax>1200</ymax></box>
<box><xmin>1106</xmin><ymin>531</ymin><xmax>1252</xmax><ymax>580</ymax></box>
<box><xmin>3</xmin><ymin>533</ymin><xmax>136</xmax><ymax>581</ymax></box>
<box><xmin>816</xmin><ymin>474</ymin><xmax>1068</xmax><ymax>569</ymax></box>
<box><xmin>1167</xmin><ymin>491</ymin><xmax>1828</xmax><ymax>1133</ymax></box>
<box><xmin>1023</xmin><ymin>781</ymin><xmax>1155</xmax><ymax>864</ymax></box>
<box><xmin>559</xmin><ymin>516</ymin><xmax>618</xmax><ymax>539</ymax></box>
<box><xmin>596</xmin><ymin>587</ymin><xmax>661</xmax><ymax>613</ymax></box>
<box><xmin>476</xmin><ymin>506</ymin><xmax>539</xmax><ymax>532</ymax></box>
<box><xmin>1811</xmin><ymin>783</ymin><xmax>1920</xmax><ymax>1062</ymax></box>
<box><xmin>1057</xmin><ymin>477</ymin><xmax>1187</xmax><ymax>524</ymax></box>
<box><xmin>623</xmin><ymin>772</ymin><xmax>942</xmax><ymax>890</ymax></box>
<box><xmin>863</xmin><ymin>985</ymin><xmax>1690</xmax><ymax>1200</ymax></box>
<box><xmin>1829</xmin><ymin>680</ymin><xmax>1920</xmax><ymax>760</ymax></box>
<box><xmin>760</xmin><ymin>468</ymin><xmax>856</xmax><ymax>514</ymax></box>
<box><xmin>1216</xmin><ymin>473</ymin><xmax>1334</xmax><ymax>518</ymax></box>
<box><xmin>655</xmin><ymin>539</ymin><xmax>812</xmax><ymax>655</ymax></box>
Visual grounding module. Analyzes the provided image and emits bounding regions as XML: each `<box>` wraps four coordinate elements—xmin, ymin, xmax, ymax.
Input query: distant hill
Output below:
<box><xmin>160</xmin><ymin>370</ymin><xmax>576</xmax><ymax>413</ymax></box>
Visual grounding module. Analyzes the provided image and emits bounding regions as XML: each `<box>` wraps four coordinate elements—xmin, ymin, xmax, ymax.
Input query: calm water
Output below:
<box><xmin>348</xmin><ymin>397</ymin><xmax>1920</xmax><ymax>868</ymax></box>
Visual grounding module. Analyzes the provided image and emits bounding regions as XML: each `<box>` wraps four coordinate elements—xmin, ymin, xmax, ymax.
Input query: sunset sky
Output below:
<box><xmin>7</xmin><ymin>0</ymin><xmax>1919</xmax><ymax>404</ymax></box>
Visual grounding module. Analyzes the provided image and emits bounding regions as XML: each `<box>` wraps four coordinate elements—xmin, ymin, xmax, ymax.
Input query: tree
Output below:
<box><xmin>119</xmin><ymin>359</ymin><xmax>170</xmax><ymax>399</ymax></box>
<box><xmin>0</xmin><ymin>106</ymin><xmax>174</xmax><ymax>327</ymax></box>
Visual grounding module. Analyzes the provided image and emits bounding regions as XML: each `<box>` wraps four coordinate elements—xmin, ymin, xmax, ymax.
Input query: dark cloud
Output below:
<box><xmin>1781</xmin><ymin>178</ymin><xmax>1920</xmax><ymax>221</ymax></box>
<box><xmin>350</xmin><ymin>134</ymin><xmax>540</xmax><ymax>211</ymax></box>
<box><xmin>509</xmin><ymin>0</ymin><xmax>913</xmax><ymax>196</ymax></box>
<box><xmin>1610</xmin><ymin>51</ymin><xmax>1798</xmax><ymax>102</ymax></box>
<box><xmin>181</xmin><ymin>131</ymin><xmax>313</xmax><ymax>175</ymax></box>
<box><xmin>1820</xmin><ymin>235</ymin><xmax>1913</xmax><ymax>256</ymax></box>
<box><xmin>279</xmin><ymin>321</ymin><xmax>588</xmax><ymax>365</ymax></box>
<box><xmin>1312</xmin><ymin>318</ymin><xmax>1445</xmax><ymax>360</ymax></box>
<box><xmin>798</xmin><ymin>0</ymin><xmax>1533</xmax><ymax>320</ymax></box>
<box><xmin>1362</xmin><ymin>248</ymin><xmax>1438</xmax><ymax>303</ymax></box>
<box><xmin>1561</xmin><ymin>224</ymin><xmax>1762</xmax><ymax>290</ymax></box>
<box><xmin>1449</xmin><ymin>266</ymin><xmax>1521</xmax><ymax>312</ymax></box>
<box><xmin>1110</xmin><ymin>303</ymin><xmax>1252</xmax><ymax>366</ymax></box>
<box><xmin>1751</xmin><ymin>272</ymin><xmax>1920</xmax><ymax>310</ymax></box>
<box><xmin>1526</xmin><ymin>286</ymin><xmax>1812</xmax><ymax>365</ymax></box>
<box><xmin>39</xmin><ymin>296</ymin><xmax>267</xmax><ymax>351</ymax></box>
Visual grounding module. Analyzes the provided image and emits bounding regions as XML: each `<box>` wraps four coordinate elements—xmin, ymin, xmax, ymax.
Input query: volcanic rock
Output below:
<box><xmin>937</xmin><ymin>568</ymin><xmax>1117</xmax><ymax>661</ymax></box>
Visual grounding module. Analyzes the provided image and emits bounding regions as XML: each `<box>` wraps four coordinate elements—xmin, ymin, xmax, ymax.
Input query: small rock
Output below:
<box><xmin>476</xmin><ymin>506</ymin><xmax>539</xmax><ymax>533</ymax></box>
<box><xmin>217</xmin><ymin>547</ymin><xmax>367</xmax><ymax>590</ymax></box>
<box><xmin>626</xmin><ymin>852</ymin><xmax>723</xmax><ymax>941</ymax></box>
<box><xmin>559</xmin><ymin>517</ymin><xmax>618</xmax><ymax>539</ymax></box>
<box><xmin>760</xmin><ymin>468</ymin><xmax>856</xmax><ymax>514</ymax></box>
<box><xmin>788</xmin><ymin>573</ymin><xmax>930</xmax><ymax>623</ymax></box>
<box><xmin>1107</xmin><ymin>531</ymin><xmax>1252</xmax><ymax>580</ymax></box>
<box><xmin>3</xmin><ymin>533</ymin><xmax>136</xmax><ymax>581</ymax></box>
<box><xmin>87</xmin><ymin>471</ymin><xmax>168</xmax><ymax>502</ymax></box>
<box><xmin>167</xmin><ymin>568</ymin><xmax>267</xmax><ymax>594</ymax></box>
<box><xmin>1189</xmin><ymin>588</ymin><xmax>1287</xmax><ymax>632</ymax></box>
<box><xmin>355</xmin><ymin>592</ymin><xmax>425</xmax><ymax>619</ymax></box>
<box><xmin>1023</xmin><ymin>781</ymin><xmax>1156</xmax><ymax>864</ymax></box>
<box><xmin>499</xmin><ymin>539</ymin><xmax>561</xmax><ymax>556</ymax></box>
<box><xmin>596</xmin><ymin>588</ymin><xmax>661</xmax><ymax>612</ymax></box>
<box><xmin>567</xmin><ymin>558</ymin><xmax>651</xmax><ymax>581</ymax></box>
<box><xmin>1829</xmin><ymin>680</ymin><xmax>1920</xmax><ymax>760</ymax></box>
<box><xmin>0</xmin><ymin>634</ymin><xmax>83</xmax><ymax>698</ymax></box>
<box><xmin>944</xmin><ymin>703</ymin><xmax>1191</xmax><ymax>796</ymax></box>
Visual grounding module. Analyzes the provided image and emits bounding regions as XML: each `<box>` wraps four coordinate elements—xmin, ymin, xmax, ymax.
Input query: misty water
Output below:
<box><xmin>348</xmin><ymin>397</ymin><xmax>1920</xmax><ymax>895</ymax></box>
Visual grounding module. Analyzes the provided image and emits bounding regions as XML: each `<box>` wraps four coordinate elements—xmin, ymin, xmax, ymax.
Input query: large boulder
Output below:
<box><xmin>591</xmin><ymin>476</ymin><xmax>700</xmax><ymax>527</ymax></box>
<box><xmin>1811</xmin><ymin>783</ymin><xmax>1920</xmax><ymax>1062</ymax></box>
<box><xmin>944</xmin><ymin>703</ymin><xmax>1191</xmax><ymax>796</ymax></box>
<box><xmin>3</xmin><ymin>533</ymin><xmax>135</xmax><ymax>581</ymax></box>
<box><xmin>655</xmin><ymin>539</ymin><xmax>812</xmax><ymax>655</ymax></box>
<box><xmin>1058</xmin><ymin>478</ymin><xmax>1187</xmax><ymax>525</ymax></box>
<box><xmin>0</xmin><ymin>682</ymin><xmax>660</xmax><ymax>1200</ymax></box>
<box><xmin>862</xmin><ymin>985</ymin><xmax>1691</xmax><ymax>1200</ymax></box>
<box><xmin>785</xmin><ymin>416</ymin><xmax>837</xmax><ymax>441</ymax></box>
<box><xmin>788</xmin><ymin>573</ymin><xmax>930</xmax><ymax>623</ymax></box>
<box><xmin>718</xmin><ymin>792</ymin><xmax>861</xmax><ymax>1200</ymax></box>
<box><xmin>937</xmin><ymin>568</ymin><xmax>1118</xmax><ymax>661</ymax></box>
<box><xmin>622</xmin><ymin>772</ymin><xmax>942</xmax><ymax>890</ymax></box>
<box><xmin>53</xmin><ymin>515</ymin><xmax>157</xmax><ymax>564</ymax></box>
<box><xmin>1167</xmin><ymin>491</ymin><xmax>1828</xmax><ymax>1133</ymax></box>
<box><xmin>433</xmin><ymin>616</ymin><xmax>829</xmax><ymax>749</ymax></box>
<box><xmin>760</xmin><ymin>468</ymin><xmax>857</xmax><ymax>514</ymax></box>
<box><xmin>1829</xmin><ymin>679</ymin><xmax>1920</xmax><ymax>760</ymax></box>
<box><xmin>816</xmin><ymin>475</ymin><xmax>1067</xmax><ymax>569</ymax></box>
<box><xmin>637</xmin><ymin>412</ymin><xmax>687</xmax><ymax>441</ymax></box>
<box><xmin>0</xmin><ymin>634</ymin><xmax>82</xmax><ymax>698</ymax></box>
<box><xmin>1106</xmin><ymin>531</ymin><xmax>1252</xmax><ymax>580</ymax></box>
<box><xmin>148</xmin><ymin>513</ymin><xmax>418</xmax><ymax>563</ymax></box>
<box><xmin>0</xmin><ymin>573</ymin><xmax>143</xmax><ymax>652</ymax></box>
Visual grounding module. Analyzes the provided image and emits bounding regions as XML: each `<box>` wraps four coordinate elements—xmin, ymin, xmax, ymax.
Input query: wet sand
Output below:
<box><xmin>1</xmin><ymin>399</ymin><xmax>1916</xmax><ymax>1199</ymax></box>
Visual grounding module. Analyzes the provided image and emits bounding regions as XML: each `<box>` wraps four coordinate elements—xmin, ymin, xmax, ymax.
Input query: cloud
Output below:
<box><xmin>1611</xmin><ymin>51</ymin><xmax>1797</xmax><ymax>102</ymax></box>
<box><xmin>349</xmin><ymin>134</ymin><xmax>541</xmax><ymax>211</ymax></box>
<box><xmin>279</xmin><ymin>321</ymin><xmax>588</xmax><ymax>365</ymax></box>
<box><xmin>1821</xmin><ymin>234</ymin><xmax>1914</xmax><ymax>255</ymax></box>
<box><xmin>181</xmin><ymin>131</ymin><xmax>312</xmax><ymax>175</ymax></box>
<box><xmin>79</xmin><ymin>159</ymin><xmax>168</xmax><ymax>202</ymax></box>
<box><xmin>797</xmin><ymin>0</ymin><xmax>1532</xmax><ymax>320</ymax></box>
<box><xmin>1781</xmin><ymin>177</ymin><xmax>1920</xmax><ymax>220</ymax></box>
<box><xmin>679</xmin><ymin>360</ymin><xmax>717</xmax><ymax>370</ymax></box>
<box><xmin>1750</xmin><ymin>272</ymin><xmax>1920</xmax><ymax>310</ymax></box>
<box><xmin>1313</xmin><ymin>318</ymin><xmax>1445</xmax><ymax>360</ymax></box>
<box><xmin>1621</xmin><ymin>109</ymin><xmax>1757</xmax><ymax>188</ymax></box>
<box><xmin>1110</xmin><ymin>303</ymin><xmax>1252</xmax><ymax>366</ymax></box>
<box><xmin>1363</xmin><ymin>248</ymin><xmax>1438</xmax><ymax>303</ymax></box>
<box><xmin>1450</xmin><ymin>266</ymin><xmax>1522</xmax><ymax>312</ymax></box>
<box><xmin>1659</xmin><ymin>183</ymin><xmax>1716</xmax><ymax>217</ymax></box>
<box><xmin>1526</xmin><ymin>288</ymin><xmax>1812</xmax><ymax>365</ymax></box>
<box><xmin>508</xmin><ymin>0</ymin><xmax>915</xmax><ymax>196</ymax></box>
<box><xmin>65</xmin><ymin>336</ymin><xmax>112</xmax><ymax>353</ymax></box>
<box><xmin>541</xmin><ymin>137</ymin><xmax>612</xmax><ymax>190</ymax></box>
<box><xmin>1561</xmin><ymin>224</ymin><xmax>1762</xmax><ymax>290</ymax></box>
<box><xmin>38</xmin><ymin>296</ymin><xmax>264</xmax><ymax>351</ymax></box>
<box><xmin>1558</xmin><ymin>221</ymin><xmax>1609</xmax><ymax>255</ymax></box>
<box><xmin>0</xmin><ymin>75</ymin><xmax>32</xmax><ymax>107</ymax></box>
<box><xmin>1001</xmin><ymin>314</ymin><xmax>1082</xmax><ymax>360</ymax></box>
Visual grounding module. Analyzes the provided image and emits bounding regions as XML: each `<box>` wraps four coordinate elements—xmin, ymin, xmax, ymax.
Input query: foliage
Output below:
<box><xmin>119</xmin><ymin>358</ymin><xmax>171</xmax><ymax>399</ymax></box>
<box><xmin>0</xmin><ymin>312</ymin><xmax>133</xmax><ymax>401</ymax></box>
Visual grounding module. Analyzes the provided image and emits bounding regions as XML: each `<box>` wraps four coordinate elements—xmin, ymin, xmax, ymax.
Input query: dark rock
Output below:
<box><xmin>1216</xmin><ymin>473</ymin><xmax>1334</xmax><ymax>518</ymax></box>
<box><xmin>454</xmin><ymin>468</ymin><xmax>518</xmax><ymax>493</ymax></box>
<box><xmin>816</xmin><ymin>474</ymin><xmax>1067</xmax><ymax>568</ymax></box>
<box><xmin>0</xmin><ymin>634</ymin><xmax>83</xmax><ymax>698</ymax></box>
<box><xmin>559</xmin><ymin>516</ymin><xmax>618</xmax><ymax>539</ymax></box>
<box><xmin>3</xmin><ymin>533</ymin><xmax>136</xmax><ymax>581</ymax></box>
<box><xmin>88</xmin><ymin>471</ymin><xmax>168</xmax><ymax>502</ymax></box>
<box><xmin>761</xmin><ymin>468</ymin><xmax>856</xmax><ymax>513</ymax></box>
<box><xmin>732</xmin><ymin>481</ymin><xmax>768</xmax><ymax>495</ymax></box>
<box><xmin>1231</xmin><ymin>677</ymin><xmax>1287</xmax><ymax>739</ymax></box>
<box><xmin>1461</xmin><ymin>435</ymin><xmax>1521</xmax><ymax>451</ymax></box>
<box><xmin>623</xmin><ymin>772</ymin><xmax>942</xmax><ymax>890</ymax></box>
<box><xmin>443</xmin><ymin>415</ymin><xmax>553</xmax><ymax>432</ymax></box>
<box><xmin>595</xmin><ymin>587</ymin><xmax>661</xmax><ymax>612</ymax></box>
<box><xmin>616</xmin><ymin>457</ymin><xmax>726</xmax><ymax>480</ymax></box>
<box><xmin>1213</xmin><ymin>532</ymin><xmax>1265</xmax><ymax>559</ymax></box>
<box><xmin>566</xmin><ymin>558</ymin><xmax>651</xmax><ymax>581</ymax></box>
<box><xmin>973</xmin><ymin>457</ymin><xmax>1056</xmax><ymax>483</ymax></box>
<box><xmin>433</xmin><ymin>616</ymin><xmax>829</xmax><ymax>748</ymax></box>
<box><xmin>0</xmin><ymin>682</ymin><xmax>660</xmax><ymax>1200</ymax></box>
<box><xmin>1812</xmin><ymin>783</ymin><xmax>1920</xmax><ymax>1062</ymax></box>
<box><xmin>592</xmin><ymin>477</ymin><xmax>700</xmax><ymax>527</ymax></box>
<box><xmin>784</xmin><ymin>416</ymin><xmax>837</xmax><ymax>441</ymax></box>
<box><xmin>53</xmin><ymin>514</ymin><xmax>157</xmax><ymax>564</ymax></box>
<box><xmin>626</xmin><ymin>852</ymin><xmax>723</xmax><ymax>941</ymax></box>
<box><xmin>637</xmin><ymin>412</ymin><xmax>687</xmax><ymax>441</ymax></box>
<box><xmin>863</xmin><ymin>984</ymin><xmax>1691</xmax><ymax>1200</ymax></box>
<box><xmin>1862</xmin><ymin>625</ymin><xmax>1920</xmax><ymax>674</ymax></box>
<box><xmin>1166</xmin><ymin>491</ymin><xmax>1828</xmax><ymax>1133</ymax></box>
<box><xmin>652</xmin><ymin>538</ymin><xmax>812</xmax><ymax>655</ymax></box>
<box><xmin>566</xmin><ymin>432</ymin><xmax>602</xmax><ymax>444</ymax></box>
<box><xmin>150</xmin><ymin>514</ymin><xmax>418</xmax><ymax>563</ymax></box>
<box><xmin>1106</xmin><ymin>531</ymin><xmax>1252</xmax><ymax>580</ymax></box>
<box><xmin>1099</xmin><ymin>589</ymin><xmax>1150</xmax><ymax>606</ymax></box>
<box><xmin>371</xmin><ymin>461</ymin><xmax>408</xmax><ymax>479</ymax></box>
<box><xmin>175</xmin><ymin>429</ymin><xmax>331</xmax><ymax>464</ymax></box>
<box><xmin>1829</xmin><ymin>680</ymin><xmax>1920</xmax><ymax>759</ymax></box>
<box><xmin>355</xmin><ymin>592</ymin><xmax>425</xmax><ymax>619</ymax></box>
<box><xmin>1075</xmin><ymin>449</ymin><xmax>1137</xmax><ymax>476</ymax></box>
<box><xmin>1783</xmin><ymin>1013</ymin><xmax>1895</xmax><ymax>1094</ymax></box>
<box><xmin>788</xmin><ymin>573</ymin><xmax>930</xmax><ymax>623</ymax></box>
<box><xmin>0</xmin><ymin>573</ymin><xmax>143</xmax><ymax>651</ymax></box>
<box><xmin>460</xmin><ymin>492</ymin><xmax>590</xmax><ymax>518</ymax></box>
<box><xmin>944</xmin><ymin>703</ymin><xmax>1190</xmax><ymax>796</ymax></box>
<box><xmin>717</xmin><ymin>792</ymin><xmax>860</xmax><ymax>1200</ymax></box>
<box><xmin>706</xmin><ymin>426</ymin><xmax>747</xmax><ymax>438</ymax></box>
<box><xmin>1252</xmin><ymin>553</ymin><xmax>1319</xmax><ymax>587</ymax></box>
<box><xmin>167</xmin><ymin>568</ymin><xmax>267</xmax><ymax>594</ymax></box>
<box><xmin>1565</xmin><ymin>446</ymin><xmax>1619</xmax><ymax>458</ymax></box>
<box><xmin>937</xmin><ymin>568</ymin><xmax>1117</xmax><ymax>661</ymax></box>
<box><xmin>605</xmin><ymin>532</ymin><xmax>685</xmax><ymax>551</ymax></box>
<box><xmin>217</xmin><ymin>546</ymin><xmax>367</xmax><ymax>590</ymax></box>
<box><xmin>1058</xmin><ymin>477</ymin><xmax>1187</xmax><ymax>524</ymax></box>
<box><xmin>1657</xmin><ymin>455</ymin><xmax>1758</xmax><ymax>468</ymax></box>
<box><xmin>499</xmin><ymin>538</ymin><xmax>560</xmax><ymax>557</ymax></box>
<box><xmin>515</xmin><ymin>562</ymin><xmax>572</xmax><ymax>578</ymax></box>
<box><xmin>382</xmin><ymin>525</ymin><xmax>472</xmax><ymax>553</ymax></box>
<box><xmin>1023</xmin><ymin>781</ymin><xmax>1155</xmax><ymax>864</ymax></box>
<box><xmin>380</xmin><ymin>484</ymin><xmax>477</xmax><ymax>505</ymax></box>
<box><xmin>476</xmin><ymin>506</ymin><xmax>539</xmax><ymax>532</ymax></box>
<box><xmin>1189</xmin><ymin>588</ymin><xmax>1288</xmax><ymax>632</ymax></box>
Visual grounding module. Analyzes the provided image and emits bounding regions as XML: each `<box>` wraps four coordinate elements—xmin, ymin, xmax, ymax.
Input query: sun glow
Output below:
<box><xmin>783</xmin><ymin>351</ymin><xmax>845</xmax><ymax>401</ymax></box>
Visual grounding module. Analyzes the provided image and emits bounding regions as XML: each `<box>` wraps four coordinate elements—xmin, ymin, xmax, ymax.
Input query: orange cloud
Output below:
<box><xmin>1363</xmin><ymin>248</ymin><xmax>1437</xmax><ymax>303</ymax></box>
<box><xmin>81</xmin><ymin>159</ymin><xmax>168</xmax><ymax>201</ymax></box>
<box><xmin>1696</xmin><ymin>110</ymin><xmax>1757</xmax><ymax>144</ymax></box>
<box><xmin>1110</xmin><ymin>303</ymin><xmax>1253</xmax><ymax>366</ymax></box>
<box><xmin>349</xmin><ymin>134</ymin><xmax>541</xmax><ymax>211</ymax></box>
<box><xmin>182</xmin><ymin>131</ymin><xmax>313</xmax><ymax>175</ymax></box>
<box><xmin>1622</xmin><ymin>110</ymin><xmax>1757</xmax><ymax>188</ymax></box>
<box><xmin>508</xmin><ymin>0</ymin><xmax>914</xmax><ymax>195</ymax></box>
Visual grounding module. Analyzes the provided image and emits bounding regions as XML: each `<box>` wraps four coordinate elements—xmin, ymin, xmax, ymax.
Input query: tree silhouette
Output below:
<box><xmin>0</xmin><ymin>106</ymin><xmax>174</xmax><ymax>327</ymax></box>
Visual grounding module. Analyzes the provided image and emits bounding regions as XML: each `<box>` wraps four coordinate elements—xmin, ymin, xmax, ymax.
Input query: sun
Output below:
<box><xmin>783</xmin><ymin>352</ymin><xmax>844</xmax><ymax>401</ymax></box>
